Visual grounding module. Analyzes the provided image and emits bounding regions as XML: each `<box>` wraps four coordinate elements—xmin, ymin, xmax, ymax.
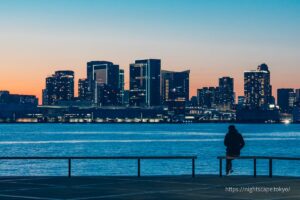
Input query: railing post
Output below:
<box><xmin>68</xmin><ymin>158</ymin><xmax>71</xmax><ymax>178</ymax></box>
<box><xmin>137</xmin><ymin>158</ymin><xmax>141</xmax><ymax>177</ymax></box>
<box><xmin>254</xmin><ymin>158</ymin><xmax>257</xmax><ymax>178</ymax></box>
<box><xmin>269</xmin><ymin>159</ymin><xmax>273</xmax><ymax>178</ymax></box>
<box><xmin>219</xmin><ymin>158</ymin><xmax>223</xmax><ymax>177</ymax></box>
<box><xmin>192</xmin><ymin>158</ymin><xmax>195</xmax><ymax>178</ymax></box>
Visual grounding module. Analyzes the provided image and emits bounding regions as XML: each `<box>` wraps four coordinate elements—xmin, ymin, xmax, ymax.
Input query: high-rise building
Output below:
<box><xmin>129</xmin><ymin>59</ymin><xmax>161</xmax><ymax>107</ymax></box>
<box><xmin>43</xmin><ymin>77</ymin><xmax>54</xmax><ymax>105</ymax></box>
<box><xmin>78</xmin><ymin>78</ymin><xmax>90</xmax><ymax>101</ymax></box>
<box><xmin>161</xmin><ymin>70</ymin><xmax>190</xmax><ymax>114</ymax></box>
<box><xmin>96</xmin><ymin>84</ymin><xmax>118</xmax><ymax>106</ymax></box>
<box><xmin>42</xmin><ymin>70</ymin><xmax>74</xmax><ymax>105</ymax></box>
<box><xmin>218</xmin><ymin>77</ymin><xmax>235</xmax><ymax>110</ymax></box>
<box><xmin>123</xmin><ymin>90</ymin><xmax>130</xmax><ymax>106</ymax></box>
<box><xmin>238</xmin><ymin>96</ymin><xmax>245</xmax><ymax>106</ymax></box>
<box><xmin>161</xmin><ymin>70</ymin><xmax>190</xmax><ymax>103</ymax></box>
<box><xmin>87</xmin><ymin>61</ymin><xmax>119</xmax><ymax>106</ymax></box>
<box><xmin>197</xmin><ymin>87</ymin><xmax>219</xmax><ymax>108</ymax></box>
<box><xmin>189</xmin><ymin>96</ymin><xmax>198</xmax><ymax>107</ymax></box>
<box><xmin>42</xmin><ymin>89</ymin><xmax>48</xmax><ymax>105</ymax></box>
<box><xmin>244</xmin><ymin>63</ymin><xmax>273</xmax><ymax>110</ymax></box>
<box><xmin>118</xmin><ymin>69</ymin><xmax>125</xmax><ymax>105</ymax></box>
<box><xmin>293</xmin><ymin>101</ymin><xmax>300</xmax><ymax>123</ymax></box>
<box><xmin>289</xmin><ymin>91</ymin><xmax>296</xmax><ymax>108</ymax></box>
<box><xmin>296</xmin><ymin>89</ymin><xmax>300</xmax><ymax>102</ymax></box>
<box><xmin>277</xmin><ymin>88</ymin><xmax>294</xmax><ymax>113</ymax></box>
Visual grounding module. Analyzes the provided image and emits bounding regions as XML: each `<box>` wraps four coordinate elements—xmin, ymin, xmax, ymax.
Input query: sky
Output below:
<box><xmin>0</xmin><ymin>0</ymin><xmax>300</xmax><ymax>104</ymax></box>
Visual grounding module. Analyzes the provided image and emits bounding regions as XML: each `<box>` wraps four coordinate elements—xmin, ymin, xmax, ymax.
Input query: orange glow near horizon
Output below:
<box><xmin>1</xmin><ymin>60</ymin><xmax>298</xmax><ymax>105</ymax></box>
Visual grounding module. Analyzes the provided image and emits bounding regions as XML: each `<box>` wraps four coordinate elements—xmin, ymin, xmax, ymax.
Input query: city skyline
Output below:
<box><xmin>1</xmin><ymin>0</ymin><xmax>300</xmax><ymax>102</ymax></box>
<box><xmin>1</xmin><ymin>58</ymin><xmax>298</xmax><ymax>105</ymax></box>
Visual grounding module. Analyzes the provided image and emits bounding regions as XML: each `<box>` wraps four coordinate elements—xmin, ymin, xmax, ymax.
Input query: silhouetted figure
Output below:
<box><xmin>224</xmin><ymin>125</ymin><xmax>245</xmax><ymax>175</ymax></box>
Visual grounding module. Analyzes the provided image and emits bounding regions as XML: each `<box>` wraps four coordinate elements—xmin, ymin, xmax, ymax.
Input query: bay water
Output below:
<box><xmin>0</xmin><ymin>124</ymin><xmax>299</xmax><ymax>176</ymax></box>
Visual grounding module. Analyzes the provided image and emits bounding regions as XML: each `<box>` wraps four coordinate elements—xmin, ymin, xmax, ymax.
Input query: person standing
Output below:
<box><xmin>224</xmin><ymin>125</ymin><xmax>245</xmax><ymax>175</ymax></box>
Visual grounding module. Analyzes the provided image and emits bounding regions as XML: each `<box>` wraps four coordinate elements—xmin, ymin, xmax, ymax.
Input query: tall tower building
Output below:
<box><xmin>218</xmin><ymin>77</ymin><xmax>235</xmax><ymax>110</ymax></box>
<box><xmin>87</xmin><ymin>61</ymin><xmax>119</xmax><ymax>106</ymax></box>
<box><xmin>296</xmin><ymin>89</ymin><xmax>300</xmax><ymax>102</ymax></box>
<box><xmin>238</xmin><ymin>96</ymin><xmax>245</xmax><ymax>107</ymax></box>
<box><xmin>118</xmin><ymin>69</ymin><xmax>125</xmax><ymax>105</ymax></box>
<box><xmin>43</xmin><ymin>76</ymin><xmax>55</xmax><ymax>105</ymax></box>
<box><xmin>277</xmin><ymin>88</ymin><xmax>295</xmax><ymax>113</ymax></box>
<box><xmin>161</xmin><ymin>70</ymin><xmax>190</xmax><ymax>114</ymax></box>
<box><xmin>197</xmin><ymin>87</ymin><xmax>219</xmax><ymax>109</ymax></box>
<box><xmin>129</xmin><ymin>59</ymin><xmax>161</xmax><ymax>107</ymax></box>
<box><xmin>161</xmin><ymin>70</ymin><xmax>190</xmax><ymax>103</ymax></box>
<box><xmin>78</xmin><ymin>78</ymin><xmax>90</xmax><ymax>101</ymax></box>
<box><xmin>42</xmin><ymin>70</ymin><xmax>74</xmax><ymax>105</ymax></box>
<box><xmin>244</xmin><ymin>63</ymin><xmax>273</xmax><ymax>109</ymax></box>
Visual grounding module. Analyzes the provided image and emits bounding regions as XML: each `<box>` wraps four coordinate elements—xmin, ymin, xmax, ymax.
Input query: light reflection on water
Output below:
<box><xmin>0</xmin><ymin>123</ymin><xmax>300</xmax><ymax>176</ymax></box>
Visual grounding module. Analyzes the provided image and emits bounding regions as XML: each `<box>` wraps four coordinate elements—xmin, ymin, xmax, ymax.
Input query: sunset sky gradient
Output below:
<box><xmin>0</xmin><ymin>0</ymin><xmax>299</xmax><ymax>104</ymax></box>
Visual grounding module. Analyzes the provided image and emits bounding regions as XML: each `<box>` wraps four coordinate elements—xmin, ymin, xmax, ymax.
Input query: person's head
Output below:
<box><xmin>228</xmin><ymin>125</ymin><xmax>237</xmax><ymax>133</ymax></box>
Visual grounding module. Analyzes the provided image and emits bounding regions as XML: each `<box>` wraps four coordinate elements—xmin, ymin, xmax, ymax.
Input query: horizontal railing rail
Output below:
<box><xmin>0</xmin><ymin>156</ymin><xmax>197</xmax><ymax>178</ymax></box>
<box><xmin>217</xmin><ymin>156</ymin><xmax>300</xmax><ymax>178</ymax></box>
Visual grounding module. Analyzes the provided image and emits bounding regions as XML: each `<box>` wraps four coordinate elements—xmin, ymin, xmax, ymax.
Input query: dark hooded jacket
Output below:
<box><xmin>224</xmin><ymin>130</ymin><xmax>245</xmax><ymax>156</ymax></box>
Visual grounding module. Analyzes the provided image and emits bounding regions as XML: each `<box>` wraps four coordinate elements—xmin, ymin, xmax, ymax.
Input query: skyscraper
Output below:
<box><xmin>78</xmin><ymin>78</ymin><xmax>90</xmax><ymax>101</ymax></box>
<box><xmin>118</xmin><ymin>69</ymin><xmax>125</xmax><ymax>105</ymax></box>
<box><xmin>42</xmin><ymin>70</ymin><xmax>74</xmax><ymax>105</ymax></box>
<box><xmin>87</xmin><ymin>61</ymin><xmax>119</xmax><ymax>106</ymax></box>
<box><xmin>244</xmin><ymin>63</ymin><xmax>273</xmax><ymax>110</ymax></box>
<box><xmin>238</xmin><ymin>96</ymin><xmax>245</xmax><ymax>107</ymax></box>
<box><xmin>296</xmin><ymin>89</ymin><xmax>300</xmax><ymax>102</ymax></box>
<box><xmin>161</xmin><ymin>70</ymin><xmax>190</xmax><ymax>114</ymax></box>
<box><xmin>129</xmin><ymin>59</ymin><xmax>161</xmax><ymax>107</ymax></box>
<box><xmin>293</xmin><ymin>101</ymin><xmax>300</xmax><ymax>123</ymax></box>
<box><xmin>277</xmin><ymin>88</ymin><xmax>294</xmax><ymax>113</ymax></box>
<box><xmin>197</xmin><ymin>87</ymin><xmax>219</xmax><ymax>108</ymax></box>
<box><xmin>161</xmin><ymin>70</ymin><xmax>190</xmax><ymax>103</ymax></box>
<box><xmin>289</xmin><ymin>91</ymin><xmax>296</xmax><ymax>108</ymax></box>
<box><xmin>218</xmin><ymin>77</ymin><xmax>235</xmax><ymax>110</ymax></box>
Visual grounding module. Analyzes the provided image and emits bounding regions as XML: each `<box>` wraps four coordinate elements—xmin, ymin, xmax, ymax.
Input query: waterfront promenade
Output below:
<box><xmin>0</xmin><ymin>176</ymin><xmax>298</xmax><ymax>200</ymax></box>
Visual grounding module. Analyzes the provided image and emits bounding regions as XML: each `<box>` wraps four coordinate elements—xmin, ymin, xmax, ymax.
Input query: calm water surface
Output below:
<box><xmin>0</xmin><ymin>123</ymin><xmax>299</xmax><ymax>176</ymax></box>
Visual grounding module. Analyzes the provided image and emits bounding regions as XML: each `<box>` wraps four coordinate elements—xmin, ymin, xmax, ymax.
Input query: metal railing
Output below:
<box><xmin>217</xmin><ymin>156</ymin><xmax>300</xmax><ymax>177</ymax></box>
<box><xmin>0</xmin><ymin>156</ymin><xmax>197</xmax><ymax>178</ymax></box>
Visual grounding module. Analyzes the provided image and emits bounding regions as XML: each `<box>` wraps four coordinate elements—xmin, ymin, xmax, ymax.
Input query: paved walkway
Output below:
<box><xmin>0</xmin><ymin>176</ymin><xmax>299</xmax><ymax>199</ymax></box>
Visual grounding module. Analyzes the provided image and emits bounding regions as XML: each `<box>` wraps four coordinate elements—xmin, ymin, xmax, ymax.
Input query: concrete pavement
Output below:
<box><xmin>0</xmin><ymin>176</ymin><xmax>299</xmax><ymax>199</ymax></box>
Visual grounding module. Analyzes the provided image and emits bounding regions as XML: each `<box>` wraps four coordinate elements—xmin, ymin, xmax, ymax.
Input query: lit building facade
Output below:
<box><xmin>197</xmin><ymin>87</ymin><xmax>219</xmax><ymax>109</ymax></box>
<box><xmin>161</xmin><ymin>70</ymin><xmax>189</xmax><ymax>102</ymax></box>
<box><xmin>129</xmin><ymin>59</ymin><xmax>161</xmax><ymax>107</ymax></box>
<box><xmin>238</xmin><ymin>96</ymin><xmax>245</xmax><ymax>106</ymax></box>
<box><xmin>78</xmin><ymin>78</ymin><xmax>90</xmax><ymax>101</ymax></box>
<box><xmin>161</xmin><ymin>70</ymin><xmax>190</xmax><ymax>114</ymax></box>
<box><xmin>118</xmin><ymin>69</ymin><xmax>125</xmax><ymax>105</ymax></box>
<box><xmin>277</xmin><ymin>88</ymin><xmax>295</xmax><ymax>113</ymax></box>
<box><xmin>42</xmin><ymin>70</ymin><xmax>74</xmax><ymax>105</ymax></box>
<box><xmin>293</xmin><ymin>102</ymin><xmax>300</xmax><ymax>123</ymax></box>
<box><xmin>87</xmin><ymin>61</ymin><xmax>119</xmax><ymax>106</ymax></box>
<box><xmin>296</xmin><ymin>89</ymin><xmax>300</xmax><ymax>102</ymax></box>
<box><xmin>218</xmin><ymin>77</ymin><xmax>235</xmax><ymax>110</ymax></box>
<box><xmin>244</xmin><ymin>63</ymin><xmax>273</xmax><ymax>110</ymax></box>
